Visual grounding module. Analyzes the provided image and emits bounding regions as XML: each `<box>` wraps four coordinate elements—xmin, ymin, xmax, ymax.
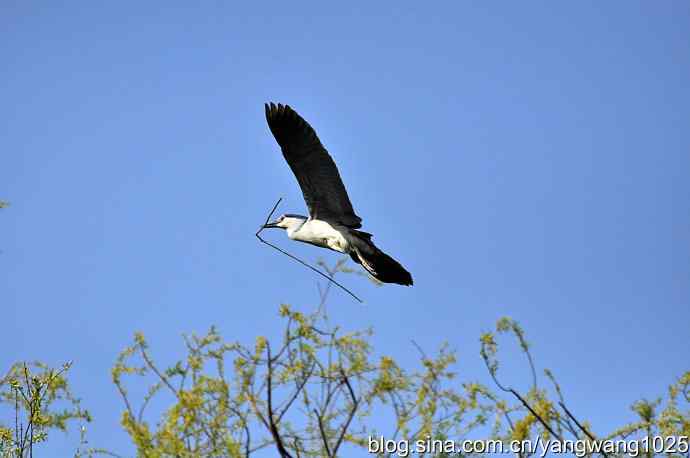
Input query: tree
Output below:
<box><xmin>3</xmin><ymin>261</ymin><xmax>688</xmax><ymax>457</ymax></box>
<box><xmin>111</xmin><ymin>262</ymin><xmax>690</xmax><ymax>457</ymax></box>
<box><xmin>0</xmin><ymin>362</ymin><xmax>96</xmax><ymax>457</ymax></box>
<box><xmin>112</xmin><ymin>261</ymin><xmax>494</xmax><ymax>457</ymax></box>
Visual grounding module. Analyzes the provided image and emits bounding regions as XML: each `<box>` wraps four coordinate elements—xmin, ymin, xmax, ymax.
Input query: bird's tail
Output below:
<box><xmin>349</xmin><ymin>234</ymin><xmax>413</xmax><ymax>286</ymax></box>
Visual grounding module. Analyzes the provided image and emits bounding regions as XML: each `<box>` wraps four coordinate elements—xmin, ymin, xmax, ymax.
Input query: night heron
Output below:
<box><xmin>262</xmin><ymin>102</ymin><xmax>413</xmax><ymax>286</ymax></box>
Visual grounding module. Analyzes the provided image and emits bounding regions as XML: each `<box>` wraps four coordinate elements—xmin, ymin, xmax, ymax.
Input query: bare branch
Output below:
<box><xmin>332</xmin><ymin>370</ymin><xmax>359</xmax><ymax>456</ymax></box>
<box><xmin>559</xmin><ymin>402</ymin><xmax>609</xmax><ymax>458</ymax></box>
<box><xmin>140</xmin><ymin>347</ymin><xmax>178</xmax><ymax>396</ymax></box>
<box><xmin>509</xmin><ymin>388</ymin><xmax>559</xmax><ymax>440</ymax></box>
<box><xmin>266</xmin><ymin>342</ymin><xmax>294</xmax><ymax>458</ymax></box>
<box><xmin>278</xmin><ymin>361</ymin><xmax>316</xmax><ymax>424</ymax></box>
<box><xmin>229</xmin><ymin>406</ymin><xmax>251</xmax><ymax>458</ymax></box>
<box><xmin>482</xmin><ymin>352</ymin><xmax>561</xmax><ymax>442</ymax></box>
<box><xmin>314</xmin><ymin>408</ymin><xmax>333</xmax><ymax>457</ymax></box>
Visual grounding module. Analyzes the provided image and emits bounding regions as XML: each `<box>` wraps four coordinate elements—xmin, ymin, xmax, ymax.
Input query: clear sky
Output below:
<box><xmin>2</xmin><ymin>2</ymin><xmax>689</xmax><ymax>456</ymax></box>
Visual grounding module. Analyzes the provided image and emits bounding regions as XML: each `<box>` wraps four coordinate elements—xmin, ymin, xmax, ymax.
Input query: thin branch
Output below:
<box><xmin>278</xmin><ymin>361</ymin><xmax>316</xmax><ymax>423</ymax></box>
<box><xmin>559</xmin><ymin>402</ymin><xmax>609</xmax><ymax>458</ymax></box>
<box><xmin>114</xmin><ymin>377</ymin><xmax>135</xmax><ymax>423</ymax></box>
<box><xmin>293</xmin><ymin>437</ymin><xmax>302</xmax><ymax>458</ymax></box>
<box><xmin>137</xmin><ymin>382</ymin><xmax>162</xmax><ymax>423</ymax></box>
<box><xmin>140</xmin><ymin>348</ymin><xmax>178</xmax><ymax>396</ymax></box>
<box><xmin>508</xmin><ymin>388</ymin><xmax>559</xmax><ymax>440</ymax></box>
<box><xmin>524</xmin><ymin>348</ymin><xmax>538</xmax><ymax>392</ymax></box>
<box><xmin>23</xmin><ymin>364</ymin><xmax>33</xmax><ymax>457</ymax></box>
<box><xmin>544</xmin><ymin>369</ymin><xmax>578</xmax><ymax>438</ymax></box>
<box><xmin>332</xmin><ymin>370</ymin><xmax>359</xmax><ymax>456</ymax></box>
<box><xmin>317</xmin><ymin>267</ymin><xmax>336</xmax><ymax>316</ymax></box>
<box><xmin>256</xmin><ymin>198</ymin><xmax>363</xmax><ymax>303</ymax></box>
<box><xmin>229</xmin><ymin>406</ymin><xmax>251</xmax><ymax>458</ymax></box>
<box><xmin>483</xmin><ymin>357</ymin><xmax>561</xmax><ymax>442</ymax></box>
<box><xmin>15</xmin><ymin>380</ymin><xmax>19</xmax><ymax>454</ymax></box>
<box><xmin>266</xmin><ymin>342</ymin><xmax>294</xmax><ymax>458</ymax></box>
<box><xmin>258</xmin><ymin>197</ymin><xmax>283</xmax><ymax>229</ymax></box>
<box><xmin>314</xmin><ymin>408</ymin><xmax>333</xmax><ymax>457</ymax></box>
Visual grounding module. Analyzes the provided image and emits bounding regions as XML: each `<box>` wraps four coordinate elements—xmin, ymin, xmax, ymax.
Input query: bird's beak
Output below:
<box><xmin>263</xmin><ymin>221</ymin><xmax>280</xmax><ymax>229</ymax></box>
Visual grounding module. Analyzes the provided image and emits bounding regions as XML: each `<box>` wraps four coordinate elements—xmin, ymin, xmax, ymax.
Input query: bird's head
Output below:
<box><xmin>263</xmin><ymin>214</ymin><xmax>307</xmax><ymax>230</ymax></box>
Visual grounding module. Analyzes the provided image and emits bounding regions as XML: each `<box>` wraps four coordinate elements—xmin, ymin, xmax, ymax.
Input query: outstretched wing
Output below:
<box><xmin>265</xmin><ymin>102</ymin><xmax>362</xmax><ymax>229</ymax></box>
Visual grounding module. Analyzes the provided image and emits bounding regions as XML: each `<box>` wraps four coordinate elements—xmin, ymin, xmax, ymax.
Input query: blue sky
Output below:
<box><xmin>2</xmin><ymin>2</ymin><xmax>689</xmax><ymax>456</ymax></box>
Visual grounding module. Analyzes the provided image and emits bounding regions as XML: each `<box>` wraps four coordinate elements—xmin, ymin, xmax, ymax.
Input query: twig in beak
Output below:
<box><xmin>255</xmin><ymin>198</ymin><xmax>363</xmax><ymax>303</ymax></box>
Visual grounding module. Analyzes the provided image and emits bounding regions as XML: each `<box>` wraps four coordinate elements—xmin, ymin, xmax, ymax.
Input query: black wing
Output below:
<box><xmin>265</xmin><ymin>102</ymin><xmax>362</xmax><ymax>229</ymax></box>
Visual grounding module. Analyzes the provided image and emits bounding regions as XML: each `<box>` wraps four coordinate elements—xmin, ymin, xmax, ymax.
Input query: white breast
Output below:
<box><xmin>288</xmin><ymin>220</ymin><xmax>350</xmax><ymax>253</ymax></box>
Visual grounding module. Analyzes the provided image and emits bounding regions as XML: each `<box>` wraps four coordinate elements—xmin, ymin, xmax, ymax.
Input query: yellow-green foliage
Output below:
<box><xmin>0</xmin><ymin>362</ymin><xmax>92</xmax><ymax>457</ymax></box>
<box><xmin>108</xmin><ymin>288</ymin><xmax>690</xmax><ymax>458</ymax></box>
<box><xmin>4</xmin><ymin>311</ymin><xmax>688</xmax><ymax>458</ymax></box>
<box><xmin>4</xmin><ymin>264</ymin><xmax>688</xmax><ymax>457</ymax></box>
<box><xmin>112</xmin><ymin>294</ymin><xmax>498</xmax><ymax>457</ymax></box>
<box><xmin>480</xmin><ymin>316</ymin><xmax>690</xmax><ymax>456</ymax></box>
<box><xmin>112</xmin><ymin>327</ymin><xmax>247</xmax><ymax>457</ymax></box>
<box><xmin>604</xmin><ymin>373</ymin><xmax>690</xmax><ymax>457</ymax></box>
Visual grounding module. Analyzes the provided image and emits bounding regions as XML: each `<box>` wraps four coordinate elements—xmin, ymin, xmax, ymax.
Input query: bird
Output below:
<box><xmin>262</xmin><ymin>102</ymin><xmax>413</xmax><ymax>286</ymax></box>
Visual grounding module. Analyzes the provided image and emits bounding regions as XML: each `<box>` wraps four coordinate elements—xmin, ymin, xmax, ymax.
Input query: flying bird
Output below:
<box><xmin>262</xmin><ymin>102</ymin><xmax>413</xmax><ymax>286</ymax></box>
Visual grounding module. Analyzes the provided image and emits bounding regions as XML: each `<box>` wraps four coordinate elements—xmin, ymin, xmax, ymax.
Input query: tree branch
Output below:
<box><xmin>559</xmin><ymin>402</ymin><xmax>609</xmax><ymax>458</ymax></box>
<box><xmin>332</xmin><ymin>370</ymin><xmax>359</xmax><ymax>456</ymax></box>
<box><xmin>314</xmin><ymin>408</ymin><xmax>333</xmax><ymax>457</ymax></box>
<box><xmin>278</xmin><ymin>361</ymin><xmax>316</xmax><ymax>424</ymax></box>
<box><xmin>266</xmin><ymin>342</ymin><xmax>294</xmax><ymax>458</ymax></box>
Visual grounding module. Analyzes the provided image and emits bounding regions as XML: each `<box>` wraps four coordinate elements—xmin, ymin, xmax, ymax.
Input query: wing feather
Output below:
<box><xmin>265</xmin><ymin>102</ymin><xmax>362</xmax><ymax>229</ymax></box>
